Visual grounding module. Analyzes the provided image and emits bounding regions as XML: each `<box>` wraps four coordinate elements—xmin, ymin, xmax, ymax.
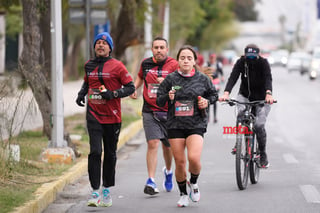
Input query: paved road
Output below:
<box><xmin>42</xmin><ymin>65</ymin><xmax>320</xmax><ymax>213</ymax></box>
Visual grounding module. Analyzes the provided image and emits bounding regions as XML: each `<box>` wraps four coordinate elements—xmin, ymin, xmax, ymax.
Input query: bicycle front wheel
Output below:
<box><xmin>250</xmin><ymin>135</ymin><xmax>260</xmax><ymax>184</ymax></box>
<box><xmin>235</xmin><ymin>132</ymin><xmax>250</xmax><ymax>190</ymax></box>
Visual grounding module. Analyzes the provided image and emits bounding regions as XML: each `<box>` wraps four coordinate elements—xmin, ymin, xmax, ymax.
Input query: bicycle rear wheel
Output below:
<box><xmin>235</xmin><ymin>131</ymin><xmax>249</xmax><ymax>190</ymax></box>
<box><xmin>249</xmin><ymin>134</ymin><xmax>260</xmax><ymax>184</ymax></box>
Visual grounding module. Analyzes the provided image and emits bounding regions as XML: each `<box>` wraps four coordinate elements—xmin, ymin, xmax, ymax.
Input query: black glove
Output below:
<box><xmin>76</xmin><ymin>81</ymin><xmax>88</xmax><ymax>107</ymax></box>
<box><xmin>101</xmin><ymin>90</ymin><xmax>114</xmax><ymax>100</ymax></box>
<box><xmin>76</xmin><ymin>95</ymin><xmax>85</xmax><ymax>107</ymax></box>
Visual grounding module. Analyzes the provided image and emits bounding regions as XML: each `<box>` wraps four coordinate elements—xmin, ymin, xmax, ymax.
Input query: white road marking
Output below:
<box><xmin>300</xmin><ymin>185</ymin><xmax>320</xmax><ymax>203</ymax></box>
<box><xmin>283</xmin><ymin>153</ymin><xmax>299</xmax><ymax>164</ymax></box>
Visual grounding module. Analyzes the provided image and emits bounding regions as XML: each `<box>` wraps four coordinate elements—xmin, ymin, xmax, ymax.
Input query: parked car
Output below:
<box><xmin>309</xmin><ymin>47</ymin><xmax>320</xmax><ymax>80</ymax></box>
<box><xmin>286</xmin><ymin>51</ymin><xmax>311</xmax><ymax>75</ymax></box>
<box><xmin>260</xmin><ymin>49</ymin><xmax>271</xmax><ymax>59</ymax></box>
<box><xmin>221</xmin><ymin>49</ymin><xmax>238</xmax><ymax>65</ymax></box>
<box><xmin>268</xmin><ymin>49</ymin><xmax>289</xmax><ymax>66</ymax></box>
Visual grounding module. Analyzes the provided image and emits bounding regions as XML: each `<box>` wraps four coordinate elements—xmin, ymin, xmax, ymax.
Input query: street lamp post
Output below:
<box><xmin>50</xmin><ymin>0</ymin><xmax>64</xmax><ymax>148</ymax></box>
<box><xmin>41</xmin><ymin>0</ymin><xmax>75</xmax><ymax>164</ymax></box>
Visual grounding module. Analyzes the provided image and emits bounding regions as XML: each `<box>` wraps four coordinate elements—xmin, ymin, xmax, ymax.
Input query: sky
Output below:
<box><xmin>256</xmin><ymin>0</ymin><xmax>318</xmax><ymax>40</ymax></box>
<box><xmin>232</xmin><ymin>0</ymin><xmax>320</xmax><ymax>51</ymax></box>
<box><xmin>255</xmin><ymin>0</ymin><xmax>317</xmax><ymax>31</ymax></box>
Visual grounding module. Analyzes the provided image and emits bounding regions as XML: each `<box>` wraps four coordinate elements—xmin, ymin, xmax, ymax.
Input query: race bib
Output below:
<box><xmin>147</xmin><ymin>83</ymin><xmax>160</xmax><ymax>98</ymax></box>
<box><xmin>88</xmin><ymin>88</ymin><xmax>106</xmax><ymax>104</ymax></box>
<box><xmin>174</xmin><ymin>100</ymin><xmax>194</xmax><ymax>116</ymax></box>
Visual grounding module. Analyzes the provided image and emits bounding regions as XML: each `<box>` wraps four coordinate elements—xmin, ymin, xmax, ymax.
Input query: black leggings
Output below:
<box><xmin>87</xmin><ymin>119</ymin><xmax>121</xmax><ymax>190</ymax></box>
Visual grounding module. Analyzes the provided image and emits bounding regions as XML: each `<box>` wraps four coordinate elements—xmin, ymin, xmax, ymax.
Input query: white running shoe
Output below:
<box><xmin>177</xmin><ymin>194</ymin><xmax>189</xmax><ymax>207</ymax></box>
<box><xmin>87</xmin><ymin>190</ymin><xmax>101</xmax><ymax>207</ymax></box>
<box><xmin>100</xmin><ymin>187</ymin><xmax>112</xmax><ymax>207</ymax></box>
<box><xmin>188</xmin><ymin>182</ymin><xmax>200</xmax><ymax>202</ymax></box>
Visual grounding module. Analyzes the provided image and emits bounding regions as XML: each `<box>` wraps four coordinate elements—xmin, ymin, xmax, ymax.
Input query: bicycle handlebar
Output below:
<box><xmin>224</xmin><ymin>99</ymin><xmax>277</xmax><ymax>106</ymax></box>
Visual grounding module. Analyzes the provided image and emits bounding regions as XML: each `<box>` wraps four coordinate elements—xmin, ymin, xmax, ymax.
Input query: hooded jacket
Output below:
<box><xmin>224</xmin><ymin>56</ymin><xmax>272</xmax><ymax>101</ymax></box>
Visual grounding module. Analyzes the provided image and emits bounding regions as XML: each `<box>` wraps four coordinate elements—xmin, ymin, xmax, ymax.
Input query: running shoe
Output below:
<box><xmin>163</xmin><ymin>167</ymin><xmax>174</xmax><ymax>192</ymax></box>
<box><xmin>100</xmin><ymin>187</ymin><xmax>112</xmax><ymax>207</ymax></box>
<box><xmin>177</xmin><ymin>194</ymin><xmax>189</xmax><ymax>207</ymax></box>
<box><xmin>87</xmin><ymin>190</ymin><xmax>100</xmax><ymax>207</ymax></box>
<box><xmin>188</xmin><ymin>182</ymin><xmax>200</xmax><ymax>202</ymax></box>
<box><xmin>144</xmin><ymin>178</ymin><xmax>159</xmax><ymax>195</ymax></box>
<box><xmin>260</xmin><ymin>152</ymin><xmax>270</xmax><ymax>168</ymax></box>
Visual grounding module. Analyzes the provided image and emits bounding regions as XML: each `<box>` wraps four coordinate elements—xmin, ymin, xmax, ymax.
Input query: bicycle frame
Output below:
<box><xmin>227</xmin><ymin>99</ymin><xmax>265</xmax><ymax>190</ymax></box>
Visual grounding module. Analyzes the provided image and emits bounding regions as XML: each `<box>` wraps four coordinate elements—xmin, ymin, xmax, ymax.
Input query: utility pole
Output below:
<box><xmin>0</xmin><ymin>12</ymin><xmax>5</xmax><ymax>74</ymax></box>
<box><xmin>85</xmin><ymin>0</ymin><xmax>91</xmax><ymax>60</ymax></box>
<box><xmin>50</xmin><ymin>0</ymin><xmax>64</xmax><ymax>148</ymax></box>
<box><xmin>41</xmin><ymin>0</ymin><xmax>75</xmax><ymax>164</ymax></box>
<box><xmin>163</xmin><ymin>0</ymin><xmax>170</xmax><ymax>44</ymax></box>
<box><xmin>144</xmin><ymin>0</ymin><xmax>153</xmax><ymax>58</ymax></box>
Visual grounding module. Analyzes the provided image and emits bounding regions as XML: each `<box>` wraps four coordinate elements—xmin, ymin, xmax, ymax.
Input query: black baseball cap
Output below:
<box><xmin>244</xmin><ymin>45</ymin><xmax>260</xmax><ymax>58</ymax></box>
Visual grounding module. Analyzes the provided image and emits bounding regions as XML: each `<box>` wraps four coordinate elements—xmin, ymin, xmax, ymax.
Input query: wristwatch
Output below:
<box><xmin>113</xmin><ymin>90</ymin><xmax>118</xmax><ymax>98</ymax></box>
<box><xmin>266</xmin><ymin>91</ymin><xmax>272</xmax><ymax>95</ymax></box>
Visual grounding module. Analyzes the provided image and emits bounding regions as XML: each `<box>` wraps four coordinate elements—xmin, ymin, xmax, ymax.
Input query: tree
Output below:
<box><xmin>62</xmin><ymin>0</ymin><xmax>85</xmax><ymax>80</ymax></box>
<box><xmin>107</xmin><ymin>0</ymin><xmax>145</xmax><ymax>60</ymax></box>
<box><xmin>232</xmin><ymin>0</ymin><xmax>260</xmax><ymax>22</ymax></box>
<box><xmin>19</xmin><ymin>0</ymin><xmax>52</xmax><ymax>139</ymax></box>
<box><xmin>186</xmin><ymin>0</ymin><xmax>238</xmax><ymax>52</ymax></box>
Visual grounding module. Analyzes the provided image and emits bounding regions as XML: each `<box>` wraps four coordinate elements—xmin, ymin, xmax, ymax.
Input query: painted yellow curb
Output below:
<box><xmin>12</xmin><ymin>119</ymin><xmax>142</xmax><ymax>213</ymax></box>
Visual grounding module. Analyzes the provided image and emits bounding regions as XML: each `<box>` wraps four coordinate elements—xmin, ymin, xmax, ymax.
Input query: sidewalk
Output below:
<box><xmin>10</xmin><ymin>80</ymin><xmax>143</xmax><ymax>213</ymax></box>
<box><xmin>1</xmin><ymin>80</ymin><xmax>85</xmax><ymax>140</ymax></box>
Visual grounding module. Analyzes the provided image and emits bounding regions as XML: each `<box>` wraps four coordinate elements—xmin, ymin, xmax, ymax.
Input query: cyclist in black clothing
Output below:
<box><xmin>219</xmin><ymin>44</ymin><xmax>275</xmax><ymax>168</ymax></box>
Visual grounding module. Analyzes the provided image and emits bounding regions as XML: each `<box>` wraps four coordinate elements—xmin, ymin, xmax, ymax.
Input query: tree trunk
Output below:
<box><xmin>63</xmin><ymin>36</ymin><xmax>82</xmax><ymax>80</ymax></box>
<box><xmin>111</xmin><ymin>0</ymin><xmax>144</xmax><ymax>60</ymax></box>
<box><xmin>19</xmin><ymin>0</ymin><xmax>52</xmax><ymax>139</ymax></box>
<box><xmin>70</xmin><ymin>36</ymin><xmax>82</xmax><ymax>79</ymax></box>
<box><xmin>39</xmin><ymin>0</ymin><xmax>51</xmax><ymax>81</ymax></box>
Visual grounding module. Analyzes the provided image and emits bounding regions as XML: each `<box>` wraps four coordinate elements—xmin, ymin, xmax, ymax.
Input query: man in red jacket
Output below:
<box><xmin>76</xmin><ymin>32</ymin><xmax>135</xmax><ymax>207</ymax></box>
<box><xmin>131</xmin><ymin>37</ymin><xmax>178</xmax><ymax>195</ymax></box>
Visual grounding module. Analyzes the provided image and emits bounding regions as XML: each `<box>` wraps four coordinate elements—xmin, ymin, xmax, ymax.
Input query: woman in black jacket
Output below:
<box><xmin>157</xmin><ymin>45</ymin><xmax>218</xmax><ymax>207</ymax></box>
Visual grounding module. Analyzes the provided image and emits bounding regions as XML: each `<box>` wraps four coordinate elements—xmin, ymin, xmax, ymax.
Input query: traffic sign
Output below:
<box><xmin>68</xmin><ymin>0</ymin><xmax>84</xmax><ymax>7</ymax></box>
<box><xmin>69</xmin><ymin>0</ymin><xmax>107</xmax><ymax>7</ymax></box>
<box><xmin>69</xmin><ymin>8</ymin><xmax>107</xmax><ymax>24</ymax></box>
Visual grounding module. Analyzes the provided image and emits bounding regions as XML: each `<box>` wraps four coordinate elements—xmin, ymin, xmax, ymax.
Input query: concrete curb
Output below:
<box><xmin>13</xmin><ymin>119</ymin><xmax>143</xmax><ymax>213</ymax></box>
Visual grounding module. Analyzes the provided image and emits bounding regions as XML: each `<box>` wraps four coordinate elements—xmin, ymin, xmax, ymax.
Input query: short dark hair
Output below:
<box><xmin>152</xmin><ymin>37</ymin><xmax>168</xmax><ymax>47</ymax></box>
<box><xmin>176</xmin><ymin>45</ymin><xmax>197</xmax><ymax>61</ymax></box>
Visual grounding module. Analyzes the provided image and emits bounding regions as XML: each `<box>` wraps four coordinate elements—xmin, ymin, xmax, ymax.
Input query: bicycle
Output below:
<box><xmin>225</xmin><ymin>99</ymin><xmax>276</xmax><ymax>190</ymax></box>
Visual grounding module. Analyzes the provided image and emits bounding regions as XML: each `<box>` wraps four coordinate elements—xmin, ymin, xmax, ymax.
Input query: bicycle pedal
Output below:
<box><xmin>260</xmin><ymin>163</ymin><xmax>270</xmax><ymax>169</ymax></box>
<box><xmin>231</xmin><ymin>148</ymin><xmax>236</xmax><ymax>155</ymax></box>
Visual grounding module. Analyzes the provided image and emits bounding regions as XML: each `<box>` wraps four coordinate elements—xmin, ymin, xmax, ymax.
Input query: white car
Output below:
<box><xmin>286</xmin><ymin>51</ymin><xmax>311</xmax><ymax>74</ymax></box>
<box><xmin>268</xmin><ymin>49</ymin><xmax>289</xmax><ymax>66</ymax></box>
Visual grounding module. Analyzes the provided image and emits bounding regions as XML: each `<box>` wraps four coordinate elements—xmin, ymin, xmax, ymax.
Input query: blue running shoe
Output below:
<box><xmin>163</xmin><ymin>167</ymin><xmax>174</xmax><ymax>192</ymax></box>
<box><xmin>144</xmin><ymin>178</ymin><xmax>159</xmax><ymax>195</ymax></box>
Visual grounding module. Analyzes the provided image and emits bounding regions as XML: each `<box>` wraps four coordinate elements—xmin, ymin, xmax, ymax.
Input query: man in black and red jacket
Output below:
<box><xmin>130</xmin><ymin>37</ymin><xmax>178</xmax><ymax>196</ymax></box>
<box><xmin>76</xmin><ymin>32</ymin><xmax>135</xmax><ymax>207</ymax></box>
